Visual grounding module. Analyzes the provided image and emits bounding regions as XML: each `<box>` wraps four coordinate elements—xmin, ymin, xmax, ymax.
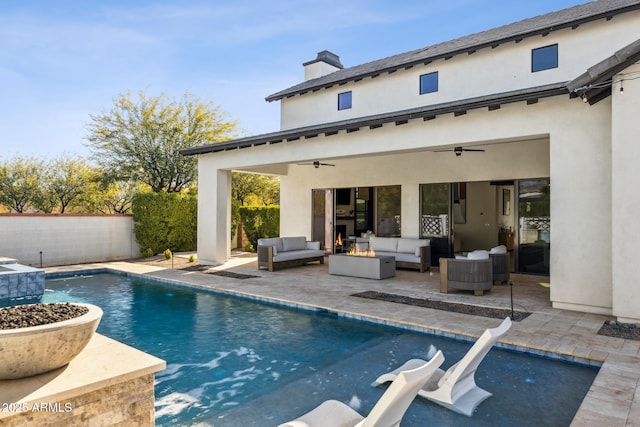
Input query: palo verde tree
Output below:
<box><xmin>231</xmin><ymin>172</ymin><xmax>280</xmax><ymax>206</ymax></box>
<box><xmin>33</xmin><ymin>155</ymin><xmax>94</xmax><ymax>213</ymax></box>
<box><xmin>85</xmin><ymin>91</ymin><xmax>238</xmax><ymax>193</ymax></box>
<box><xmin>79</xmin><ymin>178</ymin><xmax>142</xmax><ymax>214</ymax></box>
<box><xmin>0</xmin><ymin>156</ymin><xmax>44</xmax><ymax>213</ymax></box>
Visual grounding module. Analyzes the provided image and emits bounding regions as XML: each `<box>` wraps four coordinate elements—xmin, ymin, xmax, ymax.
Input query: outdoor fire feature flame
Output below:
<box><xmin>336</xmin><ymin>233</ymin><xmax>343</xmax><ymax>246</ymax></box>
<box><xmin>347</xmin><ymin>246</ymin><xmax>376</xmax><ymax>257</ymax></box>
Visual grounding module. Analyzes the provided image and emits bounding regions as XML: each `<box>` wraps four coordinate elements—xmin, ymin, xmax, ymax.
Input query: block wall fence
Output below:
<box><xmin>0</xmin><ymin>214</ymin><xmax>140</xmax><ymax>267</ymax></box>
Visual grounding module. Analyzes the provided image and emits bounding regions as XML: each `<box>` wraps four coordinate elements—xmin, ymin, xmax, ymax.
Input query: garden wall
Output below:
<box><xmin>0</xmin><ymin>214</ymin><xmax>139</xmax><ymax>267</ymax></box>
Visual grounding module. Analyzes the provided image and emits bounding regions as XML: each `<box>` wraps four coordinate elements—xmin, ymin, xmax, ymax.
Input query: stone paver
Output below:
<box><xmin>47</xmin><ymin>253</ymin><xmax>640</xmax><ymax>426</ymax></box>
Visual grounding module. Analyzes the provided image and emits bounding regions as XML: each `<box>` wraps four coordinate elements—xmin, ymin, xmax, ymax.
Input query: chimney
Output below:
<box><xmin>303</xmin><ymin>50</ymin><xmax>343</xmax><ymax>81</ymax></box>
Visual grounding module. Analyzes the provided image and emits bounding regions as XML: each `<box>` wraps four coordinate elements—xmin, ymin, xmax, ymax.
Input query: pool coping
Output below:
<box><xmin>44</xmin><ymin>262</ymin><xmax>640</xmax><ymax>426</ymax></box>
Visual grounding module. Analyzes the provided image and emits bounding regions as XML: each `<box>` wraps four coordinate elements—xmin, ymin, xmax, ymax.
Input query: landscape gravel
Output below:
<box><xmin>0</xmin><ymin>303</ymin><xmax>88</xmax><ymax>330</ymax></box>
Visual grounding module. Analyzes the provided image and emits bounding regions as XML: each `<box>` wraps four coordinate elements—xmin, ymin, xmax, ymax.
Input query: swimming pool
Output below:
<box><xmin>42</xmin><ymin>272</ymin><xmax>598</xmax><ymax>426</ymax></box>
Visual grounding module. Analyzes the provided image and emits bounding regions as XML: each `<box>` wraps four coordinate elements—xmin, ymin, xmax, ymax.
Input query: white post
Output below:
<box><xmin>197</xmin><ymin>158</ymin><xmax>231</xmax><ymax>265</ymax></box>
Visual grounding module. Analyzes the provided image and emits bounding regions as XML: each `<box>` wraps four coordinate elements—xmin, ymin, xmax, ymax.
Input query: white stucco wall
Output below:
<box><xmin>611</xmin><ymin>63</ymin><xmax>640</xmax><ymax>322</ymax></box>
<box><xmin>0</xmin><ymin>215</ymin><xmax>139</xmax><ymax>267</ymax></box>
<box><xmin>280</xmin><ymin>11</ymin><xmax>640</xmax><ymax>129</ymax></box>
<box><xmin>549</xmin><ymin>98</ymin><xmax>613</xmax><ymax>315</ymax></box>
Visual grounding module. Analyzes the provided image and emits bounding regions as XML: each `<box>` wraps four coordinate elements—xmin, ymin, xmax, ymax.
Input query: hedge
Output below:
<box><xmin>239</xmin><ymin>205</ymin><xmax>280</xmax><ymax>249</ymax></box>
<box><xmin>132</xmin><ymin>192</ymin><xmax>197</xmax><ymax>255</ymax></box>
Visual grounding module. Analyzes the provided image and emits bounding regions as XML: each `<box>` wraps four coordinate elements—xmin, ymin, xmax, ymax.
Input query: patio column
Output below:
<box><xmin>197</xmin><ymin>161</ymin><xmax>231</xmax><ymax>265</ymax></box>
<box><xmin>402</xmin><ymin>184</ymin><xmax>420</xmax><ymax>237</ymax></box>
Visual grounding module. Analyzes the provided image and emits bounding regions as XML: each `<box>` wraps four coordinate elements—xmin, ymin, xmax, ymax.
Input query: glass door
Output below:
<box><xmin>355</xmin><ymin>187</ymin><xmax>373</xmax><ymax>236</ymax></box>
<box><xmin>312</xmin><ymin>189</ymin><xmax>333</xmax><ymax>253</ymax></box>
<box><xmin>375</xmin><ymin>185</ymin><xmax>401</xmax><ymax>237</ymax></box>
<box><xmin>517</xmin><ymin>179</ymin><xmax>550</xmax><ymax>274</ymax></box>
<box><xmin>419</xmin><ymin>183</ymin><xmax>452</xmax><ymax>266</ymax></box>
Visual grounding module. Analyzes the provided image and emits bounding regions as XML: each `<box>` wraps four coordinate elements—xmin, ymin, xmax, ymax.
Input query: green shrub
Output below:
<box><xmin>188</xmin><ymin>254</ymin><xmax>196</xmax><ymax>263</ymax></box>
<box><xmin>143</xmin><ymin>248</ymin><xmax>154</xmax><ymax>258</ymax></box>
<box><xmin>244</xmin><ymin>243</ymin><xmax>254</xmax><ymax>252</ymax></box>
<box><xmin>164</xmin><ymin>249</ymin><xmax>172</xmax><ymax>259</ymax></box>
<box><xmin>132</xmin><ymin>192</ymin><xmax>197</xmax><ymax>255</ymax></box>
<box><xmin>239</xmin><ymin>205</ymin><xmax>279</xmax><ymax>249</ymax></box>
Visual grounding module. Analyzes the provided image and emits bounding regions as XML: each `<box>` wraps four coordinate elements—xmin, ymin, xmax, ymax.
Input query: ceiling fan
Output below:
<box><xmin>435</xmin><ymin>146</ymin><xmax>485</xmax><ymax>156</ymax></box>
<box><xmin>297</xmin><ymin>160</ymin><xmax>335</xmax><ymax>168</ymax></box>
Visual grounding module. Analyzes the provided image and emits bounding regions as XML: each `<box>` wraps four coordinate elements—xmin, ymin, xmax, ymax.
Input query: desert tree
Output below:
<box><xmin>85</xmin><ymin>91</ymin><xmax>238</xmax><ymax>193</ymax></box>
<box><xmin>0</xmin><ymin>156</ymin><xmax>44</xmax><ymax>212</ymax></box>
<box><xmin>32</xmin><ymin>155</ymin><xmax>94</xmax><ymax>213</ymax></box>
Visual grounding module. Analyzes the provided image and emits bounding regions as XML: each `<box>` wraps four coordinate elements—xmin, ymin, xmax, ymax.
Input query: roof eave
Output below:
<box><xmin>567</xmin><ymin>37</ymin><xmax>640</xmax><ymax>104</ymax></box>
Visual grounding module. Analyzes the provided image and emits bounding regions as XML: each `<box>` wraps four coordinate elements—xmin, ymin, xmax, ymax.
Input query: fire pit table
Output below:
<box><xmin>328</xmin><ymin>253</ymin><xmax>396</xmax><ymax>280</ymax></box>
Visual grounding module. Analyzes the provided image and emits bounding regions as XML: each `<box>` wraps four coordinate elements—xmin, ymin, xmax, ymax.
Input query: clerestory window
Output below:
<box><xmin>338</xmin><ymin>91</ymin><xmax>352</xmax><ymax>110</ymax></box>
<box><xmin>419</xmin><ymin>72</ymin><xmax>438</xmax><ymax>95</ymax></box>
<box><xmin>532</xmin><ymin>44</ymin><xmax>558</xmax><ymax>72</ymax></box>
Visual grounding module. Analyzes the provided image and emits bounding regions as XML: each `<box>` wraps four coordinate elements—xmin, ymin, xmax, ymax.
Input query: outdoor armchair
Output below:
<box><xmin>439</xmin><ymin>256</ymin><xmax>493</xmax><ymax>296</ymax></box>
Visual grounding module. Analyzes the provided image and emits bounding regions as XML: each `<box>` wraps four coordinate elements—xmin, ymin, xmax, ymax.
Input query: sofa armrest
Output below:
<box><xmin>257</xmin><ymin>245</ymin><xmax>275</xmax><ymax>271</ymax></box>
<box><xmin>419</xmin><ymin>245</ymin><xmax>431</xmax><ymax>272</ymax></box>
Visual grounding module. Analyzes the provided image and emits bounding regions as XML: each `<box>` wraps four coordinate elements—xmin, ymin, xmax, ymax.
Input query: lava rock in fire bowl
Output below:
<box><xmin>0</xmin><ymin>302</ymin><xmax>103</xmax><ymax>379</ymax></box>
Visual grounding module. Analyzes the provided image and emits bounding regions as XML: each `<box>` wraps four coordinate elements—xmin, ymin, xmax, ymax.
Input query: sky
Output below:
<box><xmin>0</xmin><ymin>0</ymin><xmax>588</xmax><ymax>158</ymax></box>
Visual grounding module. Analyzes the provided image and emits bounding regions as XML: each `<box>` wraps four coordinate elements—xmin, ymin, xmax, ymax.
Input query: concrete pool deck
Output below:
<box><xmin>46</xmin><ymin>253</ymin><xmax>640</xmax><ymax>426</ymax></box>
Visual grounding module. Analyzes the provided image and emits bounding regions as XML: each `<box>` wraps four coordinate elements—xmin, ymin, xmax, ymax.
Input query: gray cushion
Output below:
<box><xmin>467</xmin><ymin>250</ymin><xmax>490</xmax><ymax>260</ymax></box>
<box><xmin>282</xmin><ymin>236</ymin><xmax>307</xmax><ymax>252</ymax></box>
<box><xmin>273</xmin><ymin>249</ymin><xmax>324</xmax><ymax>262</ymax></box>
<box><xmin>490</xmin><ymin>245</ymin><xmax>507</xmax><ymax>254</ymax></box>
<box><xmin>306</xmin><ymin>241</ymin><xmax>321</xmax><ymax>250</ymax></box>
<box><xmin>258</xmin><ymin>237</ymin><xmax>284</xmax><ymax>253</ymax></box>
<box><xmin>369</xmin><ymin>237</ymin><xmax>398</xmax><ymax>252</ymax></box>
<box><xmin>394</xmin><ymin>253</ymin><xmax>420</xmax><ymax>263</ymax></box>
<box><xmin>397</xmin><ymin>238</ymin><xmax>427</xmax><ymax>254</ymax></box>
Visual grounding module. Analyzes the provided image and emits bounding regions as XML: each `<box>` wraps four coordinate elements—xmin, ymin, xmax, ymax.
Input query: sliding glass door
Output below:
<box><xmin>419</xmin><ymin>183</ymin><xmax>451</xmax><ymax>266</ymax></box>
<box><xmin>517</xmin><ymin>179</ymin><xmax>550</xmax><ymax>274</ymax></box>
<box><xmin>311</xmin><ymin>189</ymin><xmax>333</xmax><ymax>252</ymax></box>
<box><xmin>376</xmin><ymin>185</ymin><xmax>401</xmax><ymax>237</ymax></box>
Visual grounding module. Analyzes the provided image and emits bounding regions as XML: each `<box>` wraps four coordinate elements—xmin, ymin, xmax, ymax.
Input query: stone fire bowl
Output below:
<box><xmin>0</xmin><ymin>303</ymin><xmax>103</xmax><ymax>380</ymax></box>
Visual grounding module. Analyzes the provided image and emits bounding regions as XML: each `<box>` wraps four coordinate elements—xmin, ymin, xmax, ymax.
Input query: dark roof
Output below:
<box><xmin>181</xmin><ymin>82</ymin><xmax>568</xmax><ymax>156</ymax></box>
<box><xmin>567</xmin><ymin>37</ymin><xmax>640</xmax><ymax>104</ymax></box>
<box><xmin>266</xmin><ymin>0</ymin><xmax>640</xmax><ymax>102</ymax></box>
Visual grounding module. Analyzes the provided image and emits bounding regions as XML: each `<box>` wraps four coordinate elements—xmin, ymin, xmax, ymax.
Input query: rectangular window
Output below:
<box><xmin>419</xmin><ymin>72</ymin><xmax>438</xmax><ymax>94</ymax></box>
<box><xmin>531</xmin><ymin>44</ymin><xmax>558</xmax><ymax>72</ymax></box>
<box><xmin>338</xmin><ymin>91</ymin><xmax>352</xmax><ymax>110</ymax></box>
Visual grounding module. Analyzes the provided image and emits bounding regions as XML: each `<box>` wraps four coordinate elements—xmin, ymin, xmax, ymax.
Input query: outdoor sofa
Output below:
<box><xmin>368</xmin><ymin>236</ymin><xmax>431</xmax><ymax>272</ymax></box>
<box><xmin>257</xmin><ymin>236</ymin><xmax>325</xmax><ymax>271</ymax></box>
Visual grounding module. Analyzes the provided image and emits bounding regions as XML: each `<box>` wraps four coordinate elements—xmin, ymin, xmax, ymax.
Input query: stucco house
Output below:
<box><xmin>182</xmin><ymin>0</ymin><xmax>640</xmax><ymax>323</ymax></box>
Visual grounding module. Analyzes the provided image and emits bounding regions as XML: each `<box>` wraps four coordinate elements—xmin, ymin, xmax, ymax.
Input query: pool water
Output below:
<box><xmin>42</xmin><ymin>273</ymin><xmax>598</xmax><ymax>426</ymax></box>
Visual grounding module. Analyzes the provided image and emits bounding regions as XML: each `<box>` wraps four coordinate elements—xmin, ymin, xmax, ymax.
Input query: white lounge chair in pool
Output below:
<box><xmin>278</xmin><ymin>350</ymin><xmax>444</xmax><ymax>427</ymax></box>
<box><xmin>371</xmin><ymin>317</ymin><xmax>512</xmax><ymax>417</ymax></box>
